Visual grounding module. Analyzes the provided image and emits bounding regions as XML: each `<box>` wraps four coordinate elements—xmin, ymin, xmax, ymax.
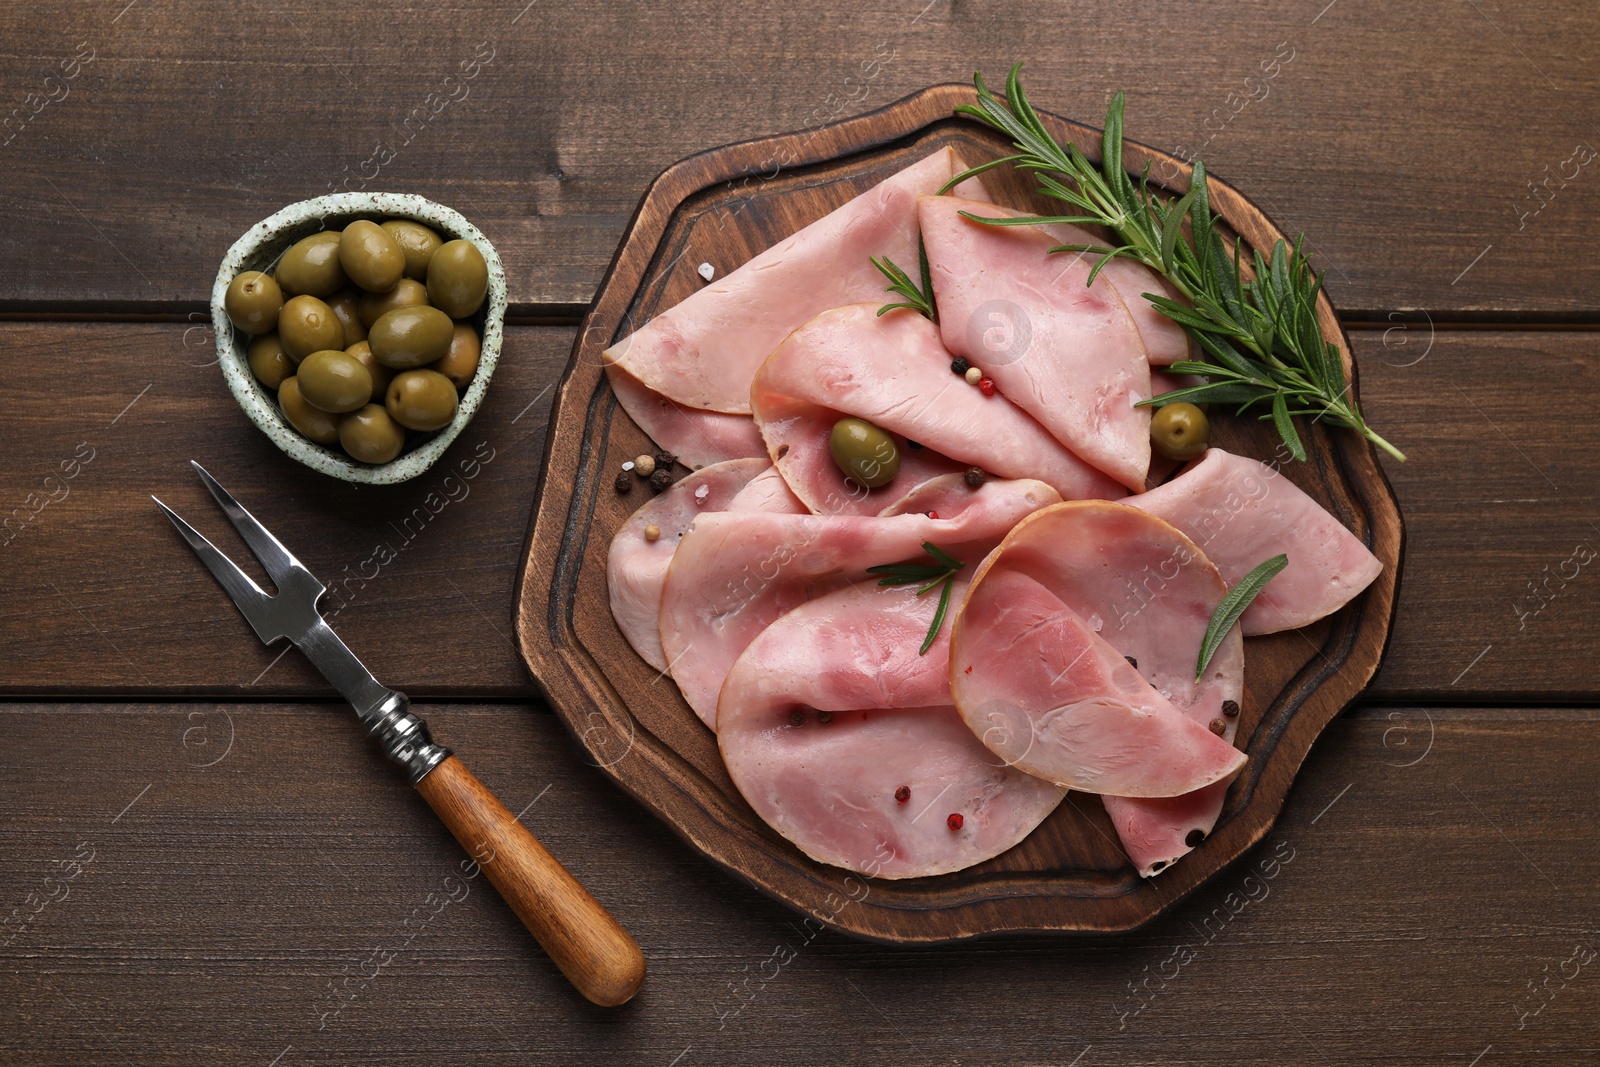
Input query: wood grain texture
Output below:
<box><xmin>514</xmin><ymin>87</ymin><xmax>1401</xmax><ymax>940</ymax></box>
<box><xmin>2</xmin><ymin>702</ymin><xmax>1595</xmax><ymax>1065</ymax></box>
<box><xmin>414</xmin><ymin>755</ymin><xmax>646</xmax><ymax>1006</ymax></box>
<box><xmin>1</xmin><ymin>1</ymin><xmax>1597</xmax><ymax>318</ymax></box>
<box><xmin>2</xmin><ymin>322</ymin><xmax>1596</xmax><ymax>703</ymax></box>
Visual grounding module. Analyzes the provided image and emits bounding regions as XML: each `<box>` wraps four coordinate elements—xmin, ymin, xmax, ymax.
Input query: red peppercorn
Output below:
<box><xmin>894</xmin><ymin>786</ymin><xmax>910</xmax><ymax>804</ymax></box>
<box><xmin>1209</xmin><ymin>718</ymin><xmax>1227</xmax><ymax>736</ymax></box>
<box><xmin>926</xmin><ymin>510</ymin><xmax>939</xmax><ymax>520</ymax></box>
<box><xmin>977</xmin><ymin>376</ymin><xmax>996</xmax><ymax>397</ymax></box>
<box><xmin>947</xmin><ymin>813</ymin><xmax>964</xmax><ymax>831</ymax></box>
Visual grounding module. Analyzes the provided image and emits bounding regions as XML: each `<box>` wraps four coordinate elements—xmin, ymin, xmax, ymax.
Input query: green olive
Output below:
<box><xmin>386</xmin><ymin>368</ymin><xmax>458</xmax><ymax>431</ymax></box>
<box><xmin>433</xmin><ymin>322</ymin><xmax>481</xmax><ymax>388</ymax></box>
<box><xmin>339</xmin><ymin>403</ymin><xmax>406</xmax><ymax>464</ymax></box>
<box><xmin>326</xmin><ymin>289</ymin><xmax>367</xmax><ymax>345</ymax></box>
<box><xmin>277</xmin><ymin>294</ymin><xmax>345</xmax><ymax>363</ymax></box>
<box><xmin>369</xmin><ymin>305</ymin><xmax>454</xmax><ymax>368</ymax></box>
<box><xmin>381</xmin><ymin>219</ymin><xmax>442</xmax><ymax>281</ymax></box>
<box><xmin>225</xmin><ymin>271</ymin><xmax>283</xmax><ymax>334</ymax></box>
<box><xmin>297</xmin><ymin>349</ymin><xmax>373</xmax><ymax>413</ymax></box>
<box><xmin>275</xmin><ymin>232</ymin><xmax>347</xmax><ymax>297</ymax></box>
<box><xmin>278</xmin><ymin>376</ymin><xmax>341</xmax><ymax>444</ymax></box>
<box><xmin>247</xmin><ymin>333</ymin><xmax>294</xmax><ymax>389</ymax></box>
<box><xmin>357</xmin><ymin>277</ymin><xmax>429</xmax><ymax>327</ymax></box>
<box><xmin>426</xmin><ymin>239</ymin><xmax>488</xmax><ymax>318</ymax></box>
<box><xmin>339</xmin><ymin>220</ymin><xmax>406</xmax><ymax>293</ymax></box>
<box><xmin>1151</xmin><ymin>402</ymin><xmax>1210</xmax><ymax>461</ymax></box>
<box><xmin>828</xmin><ymin>417</ymin><xmax>900</xmax><ymax>488</ymax></box>
<box><xmin>345</xmin><ymin>339</ymin><xmax>393</xmax><ymax>399</ymax></box>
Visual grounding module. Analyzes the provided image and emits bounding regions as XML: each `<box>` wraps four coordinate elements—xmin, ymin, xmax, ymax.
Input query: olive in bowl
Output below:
<box><xmin>212</xmin><ymin>192</ymin><xmax>505</xmax><ymax>484</ymax></box>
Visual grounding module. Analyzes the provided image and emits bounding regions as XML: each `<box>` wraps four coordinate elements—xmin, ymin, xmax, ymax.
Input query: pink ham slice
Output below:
<box><xmin>726</xmin><ymin>464</ymin><xmax>807</xmax><ymax>514</ymax></box>
<box><xmin>920</xmin><ymin>195</ymin><xmax>1153</xmax><ymax>490</ymax></box>
<box><xmin>751</xmin><ymin>303</ymin><xmax>1126</xmax><ymax>513</ymax></box>
<box><xmin>607</xmin><ymin>362</ymin><xmax>766</xmax><ymax>471</ymax></box>
<box><xmin>660</xmin><ymin>477</ymin><xmax>1060</xmax><ymax>729</ymax></box>
<box><xmin>603</xmin><ymin>147</ymin><xmax>991</xmax><ymax>416</ymax></box>
<box><xmin>1127</xmin><ymin>447</ymin><xmax>1384</xmax><ymax>635</ymax></box>
<box><xmin>981</xmin><ymin>501</ymin><xmax>1244</xmax><ymax>875</ymax></box>
<box><xmin>718</xmin><ymin>581</ymin><xmax>1065</xmax><ymax>879</ymax></box>
<box><xmin>606</xmin><ymin>458</ymin><xmax>771</xmax><ymax>673</ymax></box>
<box><xmin>949</xmin><ymin>566</ymin><xmax>1245</xmax><ymax>798</ymax></box>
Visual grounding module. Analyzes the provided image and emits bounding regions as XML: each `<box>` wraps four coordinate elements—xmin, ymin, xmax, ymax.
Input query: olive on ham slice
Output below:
<box><xmin>949</xmin><ymin>564</ymin><xmax>1245</xmax><ymax>798</ymax></box>
<box><xmin>603</xmin><ymin>147</ymin><xmax>992</xmax><ymax>416</ymax></box>
<box><xmin>751</xmin><ymin>303</ymin><xmax>1125</xmax><ymax>513</ymax></box>
<box><xmin>660</xmin><ymin>478</ymin><xmax>1061</xmax><ymax>729</ymax></box>
<box><xmin>1127</xmin><ymin>447</ymin><xmax>1383</xmax><ymax>635</ymax></box>
<box><xmin>718</xmin><ymin>581</ymin><xmax>1065</xmax><ymax>879</ymax></box>
<box><xmin>919</xmin><ymin>194</ymin><xmax>1153</xmax><ymax>490</ymax></box>
<box><xmin>977</xmin><ymin>500</ymin><xmax>1244</xmax><ymax>875</ymax></box>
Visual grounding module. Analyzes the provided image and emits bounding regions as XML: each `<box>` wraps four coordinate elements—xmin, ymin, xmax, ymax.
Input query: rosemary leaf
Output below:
<box><xmin>1196</xmin><ymin>555</ymin><xmax>1289</xmax><ymax>679</ymax></box>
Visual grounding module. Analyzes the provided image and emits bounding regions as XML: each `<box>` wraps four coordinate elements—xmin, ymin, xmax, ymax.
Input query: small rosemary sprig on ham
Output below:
<box><xmin>870</xmin><ymin>235</ymin><xmax>937</xmax><ymax>321</ymax></box>
<box><xmin>1196</xmin><ymin>554</ymin><xmax>1288</xmax><ymax>679</ymax></box>
<box><xmin>944</xmin><ymin>64</ymin><xmax>1404</xmax><ymax>463</ymax></box>
<box><xmin>867</xmin><ymin>540</ymin><xmax>964</xmax><ymax>654</ymax></box>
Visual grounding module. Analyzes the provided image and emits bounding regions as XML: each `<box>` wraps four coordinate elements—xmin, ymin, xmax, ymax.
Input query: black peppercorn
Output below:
<box><xmin>650</xmin><ymin>468</ymin><xmax>674</xmax><ymax>491</ymax></box>
<box><xmin>654</xmin><ymin>451</ymin><xmax>677</xmax><ymax>470</ymax></box>
<box><xmin>1222</xmin><ymin>699</ymin><xmax>1240</xmax><ymax>718</ymax></box>
<box><xmin>614</xmin><ymin>472</ymin><xmax>632</xmax><ymax>494</ymax></box>
<box><xmin>951</xmin><ymin>357</ymin><xmax>970</xmax><ymax>376</ymax></box>
<box><xmin>964</xmin><ymin>466</ymin><xmax>985</xmax><ymax>488</ymax></box>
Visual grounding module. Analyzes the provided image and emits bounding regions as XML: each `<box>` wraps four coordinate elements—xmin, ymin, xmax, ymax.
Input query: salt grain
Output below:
<box><xmin>697</xmin><ymin>262</ymin><xmax>715</xmax><ymax>281</ymax></box>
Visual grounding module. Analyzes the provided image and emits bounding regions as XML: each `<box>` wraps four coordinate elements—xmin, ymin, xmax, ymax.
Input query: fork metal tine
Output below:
<box><xmin>152</xmin><ymin>494</ymin><xmax>275</xmax><ymax>637</ymax></box>
<box><xmin>189</xmin><ymin>460</ymin><xmax>310</xmax><ymax>588</ymax></box>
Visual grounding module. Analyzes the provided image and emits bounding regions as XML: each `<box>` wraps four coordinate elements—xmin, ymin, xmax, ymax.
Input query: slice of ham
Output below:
<box><xmin>980</xmin><ymin>501</ymin><xmax>1243</xmax><ymax>875</ymax></box>
<box><xmin>949</xmin><ymin>565</ymin><xmax>1245</xmax><ymax>798</ymax></box>
<box><xmin>660</xmin><ymin>477</ymin><xmax>1061</xmax><ymax>729</ymax></box>
<box><xmin>752</xmin><ymin>303</ymin><xmax>1126</xmax><ymax>512</ymax></box>
<box><xmin>606</xmin><ymin>458</ymin><xmax>770</xmax><ymax>672</ymax></box>
<box><xmin>726</xmin><ymin>464</ymin><xmax>807</xmax><ymax>514</ymax></box>
<box><xmin>718</xmin><ymin>582</ymin><xmax>1065</xmax><ymax>879</ymax></box>
<box><xmin>604</xmin><ymin>148</ymin><xmax>991</xmax><ymax>415</ymax></box>
<box><xmin>920</xmin><ymin>195</ymin><xmax>1153</xmax><ymax>490</ymax></box>
<box><xmin>1127</xmin><ymin>448</ymin><xmax>1383</xmax><ymax>635</ymax></box>
<box><xmin>607</xmin><ymin>362</ymin><xmax>767</xmax><ymax>471</ymax></box>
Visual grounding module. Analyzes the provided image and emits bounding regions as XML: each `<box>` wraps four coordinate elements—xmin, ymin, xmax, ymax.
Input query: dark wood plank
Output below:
<box><xmin>2</xmin><ymin>0</ymin><xmax>1597</xmax><ymax>318</ymax></box>
<box><xmin>1</xmin><ymin>322</ymin><xmax>1597</xmax><ymax>702</ymax></box>
<box><xmin>1</xmin><ymin>702</ymin><xmax>1595</xmax><ymax>1064</ymax></box>
<box><xmin>0</xmin><ymin>322</ymin><xmax>565</xmax><ymax>698</ymax></box>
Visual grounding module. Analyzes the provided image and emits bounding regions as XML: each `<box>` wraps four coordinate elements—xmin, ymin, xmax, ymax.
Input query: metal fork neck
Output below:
<box><xmin>297</xmin><ymin>618</ymin><xmax>451</xmax><ymax>783</ymax></box>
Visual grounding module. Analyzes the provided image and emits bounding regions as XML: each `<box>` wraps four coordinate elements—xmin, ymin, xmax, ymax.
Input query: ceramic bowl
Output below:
<box><xmin>211</xmin><ymin>192</ymin><xmax>507</xmax><ymax>484</ymax></box>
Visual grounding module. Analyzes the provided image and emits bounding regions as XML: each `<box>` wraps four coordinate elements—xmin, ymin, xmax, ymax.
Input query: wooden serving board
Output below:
<box><xmin>512</xmin><ymin>84</ymin><xmax>1403</xmax><ymax>943</ymax></box>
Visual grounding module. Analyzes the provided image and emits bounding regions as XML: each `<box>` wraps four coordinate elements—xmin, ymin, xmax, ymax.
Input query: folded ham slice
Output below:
<box><xmin>752</xmin><ymin>303</ymin><xmax>1126</xmax><ymax>513</ymax></box>
<box><xmin>718</xmin><ymin>581</ymin><xmax>1065</xmax><ymax>879</ymax></box>
<box><xmin>950</xmin><ymin>565</ymin><xmax>1245</xmax><ymax>798</ymax></box>
<box><xmin>604</xmin><ymin>148</ymin><xmax>991</xmax><ymax>416</ymax></box>
<box><xmin>920</xmin><ymin>195</ymin><xmax>1153</xmax><ymax>490</ymax></box>
<box><xmin>607</xmin><ymin>362</ymin><xmax>766</xmax><ymax>471</ymax></box>
<box><xmin>979</xmin><ymin>501</ymin><xmax>1244</xmax><ymax>875</ymax></box>
<box><xmin>607</xmin><ymin>458</ymin><xmax>771</xmax><ymax>673</ymax></box>
<box><xmin>726</xmin><ymin>464</ymin><xmax>807</xmax><ymax>514</ymax></box>
<box><xmin>1127</xmin><ymin>448</ymin><xmax>1383</xmax><ymax>635</ymax></box>
<box><xmin>660</xmin><ymin>477</ymin><xmax>1060</xmax><ymax>729</ymax></box>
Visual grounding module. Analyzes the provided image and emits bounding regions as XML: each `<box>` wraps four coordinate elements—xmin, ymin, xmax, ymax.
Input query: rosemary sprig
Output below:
<box><xmin>944</xmin><ymin>64</ymin><xmax>1404</xmax><ymax>463</ymax></box>
<box><xmin>1196</xmin><ymin>554</ymin><xmax>1288</xmax><ymax>679</ymax></box>
<box><xmin>870</xmin><ymin>235</ymin><xmax>937</xmax><ymax>321</ymax></box>
<box><xmin>866</xmin><ymin>540</ymin><xmax>964</xmax><ymax>654</ymax></box>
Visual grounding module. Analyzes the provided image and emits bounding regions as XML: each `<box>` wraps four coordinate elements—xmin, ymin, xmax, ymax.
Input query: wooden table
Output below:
<box><xmin>3</xmin><ymin>2</ymin><xmax>1597</xmax><ymax>1062</ymax></box>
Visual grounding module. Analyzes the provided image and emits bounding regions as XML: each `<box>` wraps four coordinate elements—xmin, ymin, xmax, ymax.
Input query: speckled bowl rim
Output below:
<box><xmin>212</xmin><ymin>192</ymin><xmax>507</xmax><ymax>484</ymax></box>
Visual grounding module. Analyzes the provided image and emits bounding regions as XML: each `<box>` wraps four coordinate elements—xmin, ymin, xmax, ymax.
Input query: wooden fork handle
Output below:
<box><xmin>415</xmin><ymin>755</ymin><xmax>646</xmax><ymax>1006</ymax></box>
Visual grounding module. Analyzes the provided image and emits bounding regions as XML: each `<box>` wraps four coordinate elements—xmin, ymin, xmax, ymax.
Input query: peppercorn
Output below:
<box><xmin>894</xmin><ymin>786</ymin><xmax>910</xmax><ymax>804</ymax></box>
<box><xmin>614</xmin><ymin>472</ymin><xmax>632</xmax><ymax>494</ymax></box>
<box><xmin>654</xmin><ymin>451</ymin><xmax>677</xmax><ymax>470</ymax></box>
<box><xmin>633</xmin><ymin>453</ymin><xmax>658</xmax><ymax>478</ymax></box>
<box><xmin>964</xmin><ymin>466</ymin><xmax>986</xmax><ymax>488</ymax></box>
<box><xmin>977</xmin><ymin>376</ymin><xmax>996</xmax><ymax>397</ymax></box>
<box><xmin>644</xmin><ymin>524</ymin><xmax>661</xmax><ymax>542</ymax></box>
<box><xmin>650</xmin><ymin>468</ymin><xmax>674</xmax><ymax>492</ymax></box>
<box><xmin>1209</xmin><ymin>718</ymin><xmax>1227</xmax><ymax>736</ymax></box>
<box><xmin>790</xmin><ymin>709</ymin><xmax>805</xmax><ymax>726</ymax></box>
<box><xmin>951</xmin><ymin>357</ymin><xmax>970</xmax><ymax>376</ymax></box>
<box><xmin>947</xmin><ymin>813</ymin><xmax>964</xmax><ymax>831</ymax></box>
<box><xmin>818</xmin><ymin>711</ymin><xmax>832</xmax><ymax>724</ymax></box>
<box><xmin>926</xmin><ymin>511</ymin><xmax>939</xmax><ymax>520</ymax></box>
<box><xmin>964</xmin><ymin>366</ymin><xmax>983</xmax><ymax>386</ymax></box>
<box><xmin>1222</xmin><ymin>699</ymin><xmax>1240</xmax><ymax>718</ymax></box>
